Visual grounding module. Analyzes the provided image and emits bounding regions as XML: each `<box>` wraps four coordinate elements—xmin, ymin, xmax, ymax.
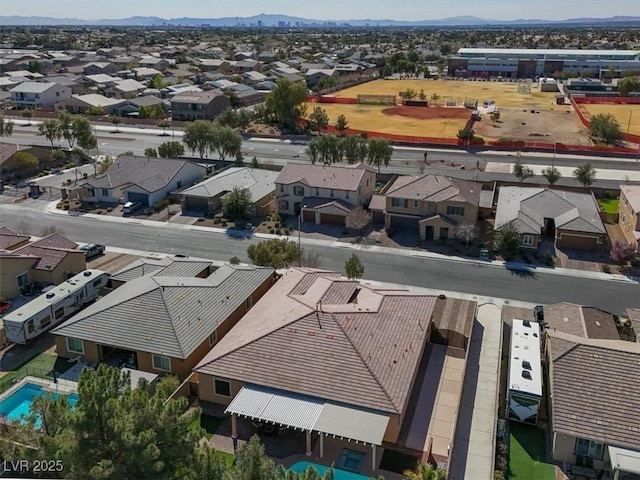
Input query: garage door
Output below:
<box><xmin>184</xmin><ymin>196</ymin><xmax>209</xmax><ymax>213</ymax></box>
<box><xmin>556</xmin><ymin>234</ymin><xmax>598</xmax><ymax>251</ymax></box>
<box><xmin>320</xmin><ymin>213</ymin><xmax>346</xmax><ymax>225</ymax></box>
<box><xmin>303</xmin><ymin>210</ymin><xmax>315</xmax><ymax>222</ymax></box>
<box><xmin>126</xmin><ymin>192</ymin><xmax>150</xmax><ymax>206</ymax></box>
<box><xmin>389</xmin><ymin>215</ymin><xmax>419</xmax><ymax>230</ymax></box>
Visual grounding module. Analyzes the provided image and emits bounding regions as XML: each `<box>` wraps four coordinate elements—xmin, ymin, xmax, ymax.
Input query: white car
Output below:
<box><xmin>122</xmin><ymin>201</ymin><xmax>143</xmax><ymax>215</ymax></box>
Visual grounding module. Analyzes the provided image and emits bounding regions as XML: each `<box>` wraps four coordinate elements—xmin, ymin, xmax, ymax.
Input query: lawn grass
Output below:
<box><xmin>216</xmin><ymin>450</ymin><xmax>234</xmax><ymax>467</ymax></box>
<box><xmin>0</xmin><ymin>353</ymin><xmax>71</xmax><ymax>393</ymax></box>
<box><xmin>379</xmin><ymin>448</ymin><xmax>419</xmax><ymax>474</ymax></box>
<box><xmin>509</xmin><ymin>422</ymin><xmax>555</xmax><ymax>480</ymax></box>
<box><xmin>188</xmin><ymin>412</ymin><xmax>224</xmax><ymax>440</ymax></box>
<box><xmin>598</xmin><ymin>198</ymin><xmax>619</xmax><ymax>215</ymax></box>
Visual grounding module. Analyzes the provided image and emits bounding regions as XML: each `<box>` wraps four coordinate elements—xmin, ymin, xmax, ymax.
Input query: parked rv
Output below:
<box><xmin>2</xmin><ymin>270</ymin><xmax>109</xmax><ymax>345</ymax></box>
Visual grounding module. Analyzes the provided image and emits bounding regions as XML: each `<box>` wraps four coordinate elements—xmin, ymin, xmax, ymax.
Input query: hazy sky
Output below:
<box><xmin>2</xmin><ymin>0</ymin><xmax>639</xmax><ymax>21</ymax></box>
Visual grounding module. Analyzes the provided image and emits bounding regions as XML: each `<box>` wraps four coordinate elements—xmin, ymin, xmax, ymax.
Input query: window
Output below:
<box><xmin>176</xmin><ymin>180</ymin><xmax>182</xmax><ymax>189</ymax></box>
<box><xmin>246</xmin><ymin>296</ymin><xmax>253</xmax><ymax>309</ymax></box>
<box><xmin>67</xmin><ymin>337</ymin><xmax>84</xmax><ymax>354</ymax></box>
<box><xmin>279</xmin><ymin>184</ymin><xmax>284</xmax><ymax>193</ymax></box>
<box><xmin>17</xmin><ymin>272</ymin><xmax>29</xmax><ymax>288</ymax></box>
<box><xmin>208</xmin><ymin>331</ymin><xmax>217</xmax><ymax>346</ymax></box>
<box><xmin>293</xmin><ymin>186</ymin><xmax>304</xmax><ymax>196</ymax></box>
<box><xmin>391</xmin><ymin>198</ymin><xmax>408</xmax><ymax>208</ymax></box>
<box><xmin>152</xmin><ymin>354</ymin><xmax>171</xmax><ymax>372</ymax></box>
<box><xmin>101</xmin><ymin>188</ymin><xmax>109</xmax><ymax>196</ymax></box>
<box><xmin>93</xmin><ymin>279</ymin><xmax>102</xmax><ymax>288</ymax></box>
<box><xmin>346</xmin><ymin>191</ymin><xmax>350</xmax><ymax>199</ymax></box>
<box><xmin>54</xmin><ymin>307</ymin><xmax>64</xmax><ymax>319</ymax></box>
<box><xmin>523</xmin><ymin>235</ymin><xmax>534</xmax><ymax>246</ymax></box>
<box><xmin>330</xmin><ymin>189</ymin><xmax>335</xmax><ymax>198</ymax></box>
<box><xmin>27</xmin><ymin>320</ymin><xmax>35</xmax><ymax>334</ymax></box>
<box><xmin>88</xmin><ymin>187</ymin><xmax>95</xmax><ymax>196</ymax></box>
<box><xmin>413</xmin><ymin>200</ymin><xmax>419</xmax><ymax>208</ymax></box>
<box><xmin>315</xmin><ymin>188</ymin><xmax>319</xmax><ymax>196</ymax></box>
<box><xmin>575</xmin><ymin>439</ymin><xmax>604</xmax><ymax>459</ymax></box>
<box><xmin>214</xmin><ymin>379</ymin><xmax>231</xmax><ymax>397</ymax></box>
<box><xmin>278</xmin><ymin>200</ymin><xmax>289</xmax><ymax>210</ymax></box>
<box><xmin>41</xmin><ymin>316</ymin><xmax>51</xmax><ymax>328</ymax></box>
<box><xmin>424</xmin><ymin>201</ymin><xmax>435</xmax><ymax>211</ymax></box>
<box><xmin>446</xmin><ymin>205</ymin><xmax>465</xmax><ymax>216</ymax></box>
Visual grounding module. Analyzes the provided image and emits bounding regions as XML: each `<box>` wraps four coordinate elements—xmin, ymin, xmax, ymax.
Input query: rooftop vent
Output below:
<box><xmin>83</xmin><ymin>271</ymin><xmax>92</xmax><ymax>276</ymax></box>
<box><xmin>521</xmin><ymin>370</ymin><xmax>532</xmax><ymax>380</ymax></box>
<box><xmin>46</xmin><ymin>292</ymin><xmax>55</xmax><ymax>299</ymax></box>
<box><xmin>522</xmin><ymin>360</ymin><xmax>532</xmax><ymax>370</ymax></box>
<box><xmin>523</xmin><ymin>320</ymin><xmax>532</xmax><ymax>328</ymax></box>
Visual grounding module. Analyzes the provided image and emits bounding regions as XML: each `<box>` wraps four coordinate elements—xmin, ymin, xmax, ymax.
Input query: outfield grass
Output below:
<box><xmin>599</xmin><ymin>198</ymin><xmax>620</xmax><ymax>215</ymax></box>
<box><xmin>334</xmin><ymin>79</ymin><xmax>558</xmax><ymax>109</ymax></box>
<box><xmin>581</xmin><ymin>103</ymin><xmax>640</xmax><ymax>136</ymax></box>
<box><xmin>0</xmin><ymin>353</ymin><xmax>71</xmax><ymax>393</ymax></box>
<box><xmin>509</xmin><ymin>422</ymin><xmax>555</xmax><ymax>480</ymax></box>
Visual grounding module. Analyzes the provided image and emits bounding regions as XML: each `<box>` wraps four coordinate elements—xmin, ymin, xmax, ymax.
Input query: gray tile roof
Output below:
<box><xmin>170</xmin><ymin>90</ymin><xmax>225</xmax><ymax>105</ymax></box>
<box><xmin>180</xmin><ymin>167</ymin><xmax>278</xmax><ymax>201</ymax></box>
<box><xmin>495</xmin><ymin>187</ymin><xmax>605</xmax><ymax>235</ymax></box>
<box><xmin>386</xmin><ymin>175</ymin><xmax>482</xmax><ymax>206</ymax></box>
<box><xmin>53</xmin><ymin>264</ymin><xmax>274</xmax><ymax>359</ymax></box>
<box><xmin>110</xmin><ymin>256</ymin><xmax>212</xmax><ymax>283</ymax></box>
<box><xmin>276</xmin><ymin>163</ymin><xmax>375</xmax><ymax>191</ymax></box>
<box><xmin>195</xmin><ymin>268</ymin><xmax>464</xmax><ymax>414</ymax></box>
<box><xmin>9</xmin><ymin>81</ymin><xmax>57</xmax><ymax>93</ymax></box>
<box><xmin>549</xmin><ymin>333</ymin><xmax>640</xmax><ymax>450</ymax></box>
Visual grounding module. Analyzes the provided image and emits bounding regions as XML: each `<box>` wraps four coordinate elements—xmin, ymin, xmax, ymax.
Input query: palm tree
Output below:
<box><xmin>404</xmin><ymin>462</ymin><xmax>447</xmax><ymax>480</ymax></box>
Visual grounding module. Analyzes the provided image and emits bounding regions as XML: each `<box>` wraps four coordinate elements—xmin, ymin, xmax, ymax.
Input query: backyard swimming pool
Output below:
<box><xmin>0</xmin><ymin>382</ymin><xmax>79</xmax><ymax>425</ymax></box>
<box><xmin>288</xmin><ymin>461</ymin><xmax>371</xmax><ymax>480</ymax></box>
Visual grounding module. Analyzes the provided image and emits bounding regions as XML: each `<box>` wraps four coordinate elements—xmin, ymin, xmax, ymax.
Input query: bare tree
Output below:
<box><xmin>300</xmin><ymin>249</ymin><xmax>322</xmax><ymax>268</ymax></box>
<box><xmin>39</xmin><ymin>225</ymin><xmax>63</xmax><ymax>237</ymax></box>
<box><xmin>346</xmin><ymin>206</ymin><xmax>372</xmax><ymax>237</ymax></box>
<box><xmin>455</xmin><ymin>223</ymin><xmax>479</xmax><ymax>247</ymax></box>
<box><xmin>14</xmin><ymin>220</ymin><xmax>32</xmax><ymax>235</ymax></box>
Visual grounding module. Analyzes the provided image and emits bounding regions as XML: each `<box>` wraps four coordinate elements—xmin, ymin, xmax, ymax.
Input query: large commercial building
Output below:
<box><xmin>448</xmin><ymin>48</ymin><xmax>640</xmax><ymax>78</ymax></box>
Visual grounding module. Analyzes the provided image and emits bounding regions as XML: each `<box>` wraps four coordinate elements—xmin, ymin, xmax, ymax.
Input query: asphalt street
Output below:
<box><xmin>1</xmin><ymin>199</ymin><xmax>638</xmax><ymax>315</ymax></box>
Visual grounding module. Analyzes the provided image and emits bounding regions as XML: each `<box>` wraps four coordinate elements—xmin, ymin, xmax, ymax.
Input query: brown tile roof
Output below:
<box><xmin>31</xmin><ymin>232</ymin><xmax>78</xmax><ymax>250</ymax></box>
<box><xmin>0</xmin><ymin>142</ymin><xmax>28</xmax><ymax>166</ymax></box>
<box><xmin>386</xmin><ymin>175</ymin><xmax>482</xmax><ymax>206</ymax></box>
<box><xmin>12</xmin><ymin>245</ymin><xmax>79</xmax><ymax>271</ymax></box>
<box><xmin>432</xmin><ymin>297</ymin><xmax>476</xmax><ymax>340</ymax></box>
<box><xmin>195</xmin><ymin>267</ymin><xmax>443</xmax><ymax>414</ymax></box>
<box><xmin>544</xmin><ymin>303</ymin><xmax>620</xmax><ymax>340</ymax></box>
<box><xmin>302</xmin><ymin>196</ymin><xmax>354</xmax><ymax>213</ymax></box>
<box><xmin>275</xmin><ymin>163</ymin><xmax>375</xmax><ymax>191</ymax></box>
<box><xmin>368</xmin><ymin>194</ymin><xmax>386</xmax><ymax>212</ymax></box>
<box><xmin>0</xmin><ymin>227</ymin><xmax>30</xmax><ymax>250</ymax></box>
<box><xmin>549</xmin><ymin>333</ymin><xmax>640</xmax><ymax>450</ymax></box>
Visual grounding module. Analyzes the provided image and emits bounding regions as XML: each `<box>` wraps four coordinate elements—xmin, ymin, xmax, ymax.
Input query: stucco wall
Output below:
<box><xmin>0</xmin><ymin>257</ymin><xmax>37</xmax><ymax>300</ymax></box>
<box><xmin>619</xmin><ymin>189</ymin><xmax>640</xmax><ymax>247</ymax></box>
<box><xmin>30</xmin><ymin>251</ymin><xmax>86</xmax><ymax>286</ymax></box>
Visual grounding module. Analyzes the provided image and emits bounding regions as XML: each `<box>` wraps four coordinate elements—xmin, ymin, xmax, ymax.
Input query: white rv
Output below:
<box><xmin>2</xmin><ymin>270</ymin><xmax>109</xmax><ymax>345</ymax></box>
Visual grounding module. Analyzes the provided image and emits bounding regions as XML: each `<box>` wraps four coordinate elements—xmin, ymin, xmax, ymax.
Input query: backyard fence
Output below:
<box><xmin>0</xmin><ymin>367</ymin><xmax>75</xmax><ymax>397</ymax></box>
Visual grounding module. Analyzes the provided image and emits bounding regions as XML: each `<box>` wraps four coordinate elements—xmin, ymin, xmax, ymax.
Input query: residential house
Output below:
<box><xmin>112</xmin><ymin>95</ymin><xmax>166</xmax><ymax>117</ymax></box>
<box><xmin>618</xmin><ymin>185</ymin><xmax>640</xmax><ymax>249</ymax></box>
<box><xmin>372</xmin><ymin>175</ymin><xmax>481</xmax><ymax>241</ymax></box>
<box><xmin>546</xmin><ymin>330</ymin><xmax>640</xmax><ymax>475</ymax></box>
<box><xmin>494</xmin><ymin>187</ymin><xmax>606</xmax><ymax>251</ymax></box>
<box><xmin>170</xmin><ymin>90</ymin><xmax>230</xmax><ymax>121</ymax></box>
<box><xmin>234</xmin><ymin>51</ymin><xmax>255</xmax><ymax>61</ymax></box>
<box><xmin>81</xmin><ymin>155</ymin><xmax>206</xmax><ymax>207</ymax></box>
<box><xmin>197</xmin><ymin>59</ymin><xmax>231</xmax><ymax>73</ymax></box>
<box><xmin>180</xmin><ymin>167</ymin><xmax>279</xmax><ymax>216</ymax></box>
<box><xmin>194</xmin><ymin>267</ymin><xmax>476</xmax><ymax>469</ymax></box>
<box><xmin>165</xmin><ymin>83</ymin><xmax>203</xmax><ymax>98</ymax></box>
<box><xmin>233</xmin><ymin>87</ymin><xmax>266</xmax><ymax>107</ymax></box>
<box><xmin>56</xmin><ymin>94</ymin><xmax>127</xmax><ymax>115</ymax></box>
<box><xmin>133</xmin><ymin>67</ymin><xmax>164</xmax><ymax>80</ymax></box>
<box><xmin>0</xmin><ymin>232</ymin><xmax>86</xmax><ymax>301</ymax></box>
<box><xmin>138</xmin><ymin>57</ymin><xmax>169</xmax><ymax>71</ymax></box>
<box><xmin>9</xmin><ymin>82</ymin><xmax>72</xmax><ymax>109</ymax></box>
<box><xmin>334</xmin><ymin>63</ymin><xmax>365</xmax><ymax>76</ymax></box>
<box><xmin>258</xmin><ymin>52</ymin><xmax>278</xmax><ymax>63</ymax></box>
<box><xmin>542</xmin><ymin>302</ymin><xmax>622</xmax><ymax>340</ymax></box>
<box><xmin>242</xmin><ymin>71</ymin><xmax>268</xmax><ymax>84</ymax></box>
<box><xmin>231</xmin><ymin>60</ymin><xmax>262</xmax><ymax>74</ymax></box>
<box><xmin>275</xmin><ymin>163</ymin><xmax>376</xmax><ymax>225</ymax></box>
<box><xmin>0</xmin><ymin>143</ymin><xmax>57</xmax><ymax>183</ymax></box>
<box><xmin>83</xmin><ymin>62</ymin><xmax>119</xmax><ymax>75</ymax></box>
<box><xmin>53</xmin><ymin>260</ymin><xmax>276</xmax><ymax>377</ymax></box>
<box><xmin>82</xmin><ymin>74</ymin><xmax>120</xmax><ymax>87</ymax></box>
<box><xmin>108</xmin><ymin>79</ymin><xmax>147</xmax><ymax>99</ymax></box>
<box><xmin>305</xmin><ymin>68</ymin><xmax>336</xmax><ymax>88</ymax></box>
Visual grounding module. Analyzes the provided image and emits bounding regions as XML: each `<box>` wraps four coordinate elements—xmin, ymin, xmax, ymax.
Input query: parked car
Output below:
<box><xmin>80</xmin><ymin>244</ymin><xmax>105</xmax><ymax>259</ymax></box>
<box><xmin>122</xmin><ymin>201</ymin><xmax>143</xmax><ymax>215</ymax></box>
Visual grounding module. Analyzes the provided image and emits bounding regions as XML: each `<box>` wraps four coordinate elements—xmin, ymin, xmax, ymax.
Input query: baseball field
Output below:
<box><xmin>579</xmin><ymin>103</ymin><xmax>640</xmax><ymax>136</ymax></box>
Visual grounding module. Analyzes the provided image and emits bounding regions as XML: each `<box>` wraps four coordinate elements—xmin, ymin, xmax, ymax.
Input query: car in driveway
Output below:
<box><xmin>122</xmin><ymin>201</ymin><xmax>143</xmax><ymax>215</ymax></box>
<box><xmin>80</xmin><ymin>244</ymin><xmax>105</xmax><ymax>259</ymax></box>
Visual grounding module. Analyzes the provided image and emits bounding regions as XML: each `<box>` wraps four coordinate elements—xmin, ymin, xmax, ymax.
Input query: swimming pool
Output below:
<box><xmin>0</xmin><ymin>382</ymin><xmax>79</xmax><ymax>425</ymax></box>
<box><xmin>289</xmin><ymin>461</ymin><xmax>371</xmax><ymax>480</ymax></box>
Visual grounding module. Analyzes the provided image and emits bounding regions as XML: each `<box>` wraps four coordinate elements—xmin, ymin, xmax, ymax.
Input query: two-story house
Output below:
<box><xmin>83</xmin><ymin>62</ymin><xmax>119</xmax><ymax>75</ymax></box>
<box><xmin>618</xmin><ymin>185</ymin><xmax>640</xmax><ymax>250</ymax></box>
<box><xmin>9</xmin><ymin>82</ymin><xmax>72</xmax><ymax>109</ymax></box>
<box><xmin>170</xmin><ymin>90</ymin><xmax>230</xmax><ymax>121</ymax></box>
<box><xmin>372</xmin><ymin>175</ymin><xmax>481</xmax><ymax>241</ymax></box>
<box><xmin>275</xmin><ymin>163</ymin><xmax>376</xmax><ymax>225</ymax></box>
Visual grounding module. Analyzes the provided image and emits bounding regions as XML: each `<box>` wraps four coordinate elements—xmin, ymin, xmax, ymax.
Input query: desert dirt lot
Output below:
<box><xmin>306</xmin><ymin>103</ymin><xmax>471</xmax><ymax>138</ymax></box>
<box><xmin>579</xmin><ymin>103</ymin><xmax>640</xmax><ymax>136</ymax></box>
<box><xmin>334</xmin><ymin>79</ymin><xmax>559</xmax><ymax>109</ymax></box>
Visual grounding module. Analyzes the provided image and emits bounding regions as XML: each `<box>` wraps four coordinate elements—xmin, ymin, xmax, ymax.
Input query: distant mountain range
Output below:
<box><xmin>0</xmin><ymin>14</ymin><xmax>639</xmax><ymax>27</ymax></box>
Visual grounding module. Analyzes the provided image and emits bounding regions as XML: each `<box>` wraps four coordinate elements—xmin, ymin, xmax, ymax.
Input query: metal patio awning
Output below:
<box><xmin>225</xmin><ymin>384</ymin><xmax>390</xmax><ymax>446</ymax></box>
<box><xmin>609</xmin><ymin>446</ymin><xmax>640</xmax><ymax>475</ymax></box>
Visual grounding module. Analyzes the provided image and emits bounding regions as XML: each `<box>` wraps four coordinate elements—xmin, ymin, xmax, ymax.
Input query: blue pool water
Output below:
<box><xmin>289</xmin><ymin>461</ymin><xmax>371</xmax><ymax>480</ymax></box>
<box><xmin>0</xmin><ymin>383</ymin><xmax>79</xmax><ymax>425</ymax></box>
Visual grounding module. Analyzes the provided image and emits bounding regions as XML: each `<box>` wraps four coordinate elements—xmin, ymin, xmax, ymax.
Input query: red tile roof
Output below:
<box><xmin>0</xmin><ymin>227</ymin><xmax>30</xmax><ymax>250</ymax></box>
<box><xmin>31</xmin><ymin>232</ymin><xmax>78</xmax><ymax>250</ymax></box>
<box><xmin>276</xmin><ymin>163</ymin><xmax>375</xmax><ymax>191</ymax></box>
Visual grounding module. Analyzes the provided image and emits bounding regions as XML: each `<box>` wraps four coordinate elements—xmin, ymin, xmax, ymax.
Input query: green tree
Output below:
<box><xmin>0</xmin><ymin>114</ymin><xmax>15</xmax><ymax>137</ymax></box>
<box><xmin>183</xmin><ymin>120</ymin><xmax>215</xmax><ymax>158</ymax></box>
<box><xmin>14</xmin><ymin>151</ymin><xmax>39</xmax><ymax>170</ymax></box>
<box><xmin>404</xmin><ymin>462</ymin><xmax>447</xmax><ymax>480</ymax></box>
<box><xmin>573</xmin><ymin>163</ymin><xmax>597</xmax><ymax>187</ymax></box>
<box><xmin>212</xmin><ymin>125</ymin><xmax>242</xmax><ymax>161</ymax></box>
<box><xmin>229</xmin><ymin>435</ymin><xmax>276</xmax><ymax>480</ymax></box>
<box><xmin>541</xmin><ymin>166</ymin><xmax>561</xmax><ymax>185</ymax></box>
<box><xmin>189</xmin><ymin>445</ymin><xmax>228</xmax><ymax>480</ymax></box>
<box><xmin>367</xmin><ymin>137</ymin><xmax>393</xmax><ymax>173</ymax></box>
<box><xmin>334</xmin><ymin>114</ymin><xmax>349</xmax><ymax>136</ymax></box>
<box><xmin>308</xmin><ymin>106</ymin><xmax>329</xmax><ymax>135</ymax></box>
<box><xmin>73</xmin><ymin>117</ymin><xmax>97</xmax><ymax>152</ymax></box>
<box><xmin>494</xmin><ymin>222</ymin><xmax>521</xmax><ymax>253</ymax></box>
<box><xmin>158</xmin><ymin>141</ymin><xmax>185</xmax><ymax>158</ymax></box>
<box><xmin>344</xmin><ymin>253</ymin><xmax>365</xmax><ymax>279</ymax></box>
<box><xmin>138</xmin><ymin>105</ymin><xmax>151</xmax><ymax>119</ymax></box>
<box><xmin>57</xmin><ymin>111</ymin><xmax>75</xmax><ymax>148</ymax></box>
<box><xmin>222</xmin><ymin>187</ymin><xmax>253</xmax><ymax>220</ymax></box>
<box><xmin>39</xmin><ymin>119</ymin><xmax>61</xmax><ymax>148</ymax></box>
<box><xmin>512</xmin><ymin>159</ymin><xmax>534</xmax><ymax>182</ymax></box>
<box><xmin>52</xmin><ymin>149</ymin><xmax>66</xmax><ymax>163</ymax></box>
<box><xmin>236</xmin><ymin>109</ymin><xmax>251</xmax><ymax>132</ymax></box>
<box><xmin>617</xmin><ymin>76</ymin><xmax>640</xmax><ymax>96</ymax></box>
<box><xmin>340</xmin><ymin>135</ymin><xmax>368</xmax><ymax>164</ymax></box>
<box><xmin>217</xmin><ymin>107</ymin><xmax>238</xmax><ymax>128</ymax></box>
<box><xmin>229</xmin><ymin>256</ymin><xmax>241</xmax><ymax>265</ymax></box>
<box><xmin>247</xmin><ymin>239</ymin><xmax>301</xmax><ymax>269</ymax></box>
<box><xmin>265</xmin><ymin>78</ymin><xmax>308</xmax><ymax>131</ymax></box>
<box><xmin>588</xmin><ymin>113</ymin><xmax>622</xmax><ymax>145</ymax></box>
<box><xmin>148</xmin><ymin>74</ymin><xmax>165</xmax><ymax>90</ymax></box>
<box><xmin>158</xmin><ymin>119</ymin><xmax>171</xmax><ymax>136</ymax></box>
<box><xmin>22</xmin><ymin>109</ymin><xmax>33</xmax><ymax>126</ymax></box>
<box><xmin>144</xmin><ymin>147</ymin><xmax>158</xmax><ymax>158</ymax></box>
<box><xmin>110</xmin><ymin>114</ymin><xmax>122</xmax><ymax>133</ymax></box>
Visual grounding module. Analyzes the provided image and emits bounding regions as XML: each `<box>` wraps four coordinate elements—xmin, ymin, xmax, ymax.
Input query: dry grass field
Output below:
<box><xmin>334</xmin><ymin>79</ymin><xmax>558</xmax><ymax>109</ymax></box>
<box><xmin>580</xmin><ymin>103</ymin><xmax>640</xmax><ymax>136</ymax></box>
<box><xmin>306</xmin><ymin>103</ymin><xmax>470</xmax><ymax>138</ymax></box>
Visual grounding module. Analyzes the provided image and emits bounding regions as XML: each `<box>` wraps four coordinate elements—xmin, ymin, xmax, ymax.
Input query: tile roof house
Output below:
<box><xmin>618</xmin><ymin>185</ymin><xmax>640</xmax><ymax>249</ymax></box>
<box><xmin>275</xmin><ymin>163</ymin><xmax>376</xmax><ymax>225</ymax></box>
<box><xmin>194</xmin><ymin>267</ymin><xmax>476</xmax><ymax>466</ymax></box>
<box><xmin>53</xmin><ymin>262</ymin><xmax>276</xmax><ymax>378</ymax></box>
<box><xmin>371</xmin><ymin>175</ymin><xmax>482</xmax><ymax>241</ymax></box>
<box><xmin>542</xmin><ymin>303</ymin><xmax>621</xmax><ymax>340</ymax></box>
<box><xmin>57</xmin><ymin>93</ymin><xmax>127</xmax><ymax>114</ymax></box>
<box><xmin>546</xmin><ymin>330</ymin><xmax>640</xmax><ymax>475</ymax></box>
<box><xmin>80</xmin><ymin>155</ymin><xmax>206</xmax><ymax>207</ymax></box>
<box><xmin>0</xmin><ymin>231</ymin><xmax>86</xmax><ymax>300</ymax></box>
<box><xmin>9</xmin><ymin>81</ymin><xmax>72</xmax><ymax>109</ymax></box>
<box><xmin>495</xmin><ymin>187</ymin><xmax>606</xmax><ymax>251</ymax></box>
<box><xmin>170</xmin><ymin>90</ymin><xmax>230</xmax><ymax>121</ymax></box>
<box><xmin>180</xmin><ymin>167</ymin><xmax>279</xmax><ymax>216</ymax></box>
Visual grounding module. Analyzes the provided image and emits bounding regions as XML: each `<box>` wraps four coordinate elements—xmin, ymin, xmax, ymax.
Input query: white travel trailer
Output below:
<box><xmin>2</xmin><ymin>270</ymin><xmax>109</xmax><ymax>345</ymax></box>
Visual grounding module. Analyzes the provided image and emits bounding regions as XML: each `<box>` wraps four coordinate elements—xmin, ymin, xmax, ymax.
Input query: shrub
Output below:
<box><xmin>63</xmin><ymin>205</ymin><xmax>70</xmax><ymax>210</ymax></box>
<box><xmin>221</xmin><ymin>218</ymin><xmax>228</xmax><ymax>224</ymax></box>
<box><xmin>274</xmin><ymin>222</ymin><xmax>280</xmax><ymax>228</ymax></box>
<box><xmin>197</xmin><ymin>217</ymin><xmax>205</xmax><ymax>222</ymax></box>
<box><xmin>221</xmin><ymin>221</ymin><xmax>227</xmax><ymax>227</ymax></box>
<box><xmin>276</xmin><ymin>229</ymin><xmax>282</xmax><ymax>235</ymax></box>
<box><xmin>284</xmin><ymin>229</ymin><xmax>290</xmax><ymax>236</ymax></box>
<box><xmin>96</xmin><ymin>210</ymin><xmax>103</xmax><ymax>215</ymax></box>
<box><xmin>229</xmin><ymin>256</ymin><xmax>241</xmax><ymax>265</ymax></box>
<box><xmin>269</xmin><ymin>228</ymin><xmax>275</xmax><ymax>234</ymax></box>
<box><xmin>107</xmin><ymin>207</ymin><xmax>113</xmax><ymax>212</ymax></box>
<box><xmin>602</xmin><ymin>264</ymin><xmax>611</xmax><ymax>274</ymax></box>
<box><xmin>438</xmin><ymin>294</ymin><xmax>446</xmax><ymax>299</ymax></box>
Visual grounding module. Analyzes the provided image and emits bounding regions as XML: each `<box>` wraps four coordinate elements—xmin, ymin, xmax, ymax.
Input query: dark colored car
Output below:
<box><xmin>80</xmin><ymin>244</ymin><xmax>105</xmax><ymax>259</ymax></box>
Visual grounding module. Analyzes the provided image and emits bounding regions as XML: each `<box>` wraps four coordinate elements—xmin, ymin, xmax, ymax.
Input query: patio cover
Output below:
<box><xmin>608</xmin><ymin>446</ymin><xmax>640</xmax><ymax>475</ymax></box>
<box><xmin>225</xmin><ymin>384</ymin><xmax>390</xmax><ymax>445</ymax></box>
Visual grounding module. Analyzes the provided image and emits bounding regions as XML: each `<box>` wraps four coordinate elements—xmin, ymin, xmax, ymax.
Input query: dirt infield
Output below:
<box><xmin>382</xmin><ymin>106</ymin><xmax>471</xmax><ymax>120</ymax></box>
<box><xmin>580</xmin><ymin>103</ymin><xmax>640</xmax><ymax>136</ymax></box>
